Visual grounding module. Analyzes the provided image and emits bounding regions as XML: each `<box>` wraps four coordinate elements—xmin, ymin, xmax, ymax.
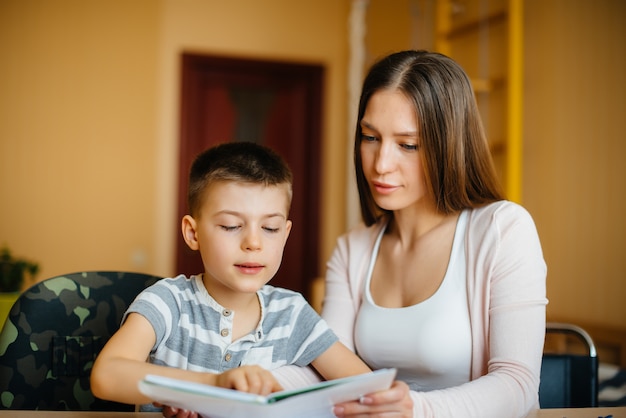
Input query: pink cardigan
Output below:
<box><xmin>275</xmin><ymin>201</ymin><xmax>548</xmax><ymax>418</ymax></box>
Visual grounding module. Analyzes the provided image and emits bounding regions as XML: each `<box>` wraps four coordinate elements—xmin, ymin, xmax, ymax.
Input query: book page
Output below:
<box><xmin>139</xmin><ymin>368</ymin><xmax>397</xmax><ymax>418</ymax></box>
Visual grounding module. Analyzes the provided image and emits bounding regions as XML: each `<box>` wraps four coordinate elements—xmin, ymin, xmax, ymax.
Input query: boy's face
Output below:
<box><xmin>182</xmin><ymin>181</ymin><xmax>292</xmax><ymax>302</ymax></box>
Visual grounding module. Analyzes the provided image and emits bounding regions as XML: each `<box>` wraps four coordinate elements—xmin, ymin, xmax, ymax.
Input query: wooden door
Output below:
<box><xmin>176</xmin><ymin>53</ymin><xmax>323</xmax><ymax>299</ymax></box>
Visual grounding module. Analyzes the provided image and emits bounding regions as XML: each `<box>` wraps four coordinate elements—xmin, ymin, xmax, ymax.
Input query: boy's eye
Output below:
<box><xmin>220</xmin><ymin>225</ymin><xmax>240</xmax><ymax>231</ymax></box>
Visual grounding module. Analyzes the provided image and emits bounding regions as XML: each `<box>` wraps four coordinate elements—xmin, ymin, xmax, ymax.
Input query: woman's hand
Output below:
<box><xmin>332</xmin><ymin>380</ymin><xmax>413</xmax><ymax>417</ymax></box>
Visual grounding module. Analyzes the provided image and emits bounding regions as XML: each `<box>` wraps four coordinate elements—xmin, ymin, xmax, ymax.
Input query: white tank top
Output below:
<box><xmin>354</xmin><ymin>210</ymin><xmax>471</xmax><ymax>391</ymax></box>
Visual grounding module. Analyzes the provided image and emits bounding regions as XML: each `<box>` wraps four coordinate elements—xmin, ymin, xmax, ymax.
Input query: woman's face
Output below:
<box><xmin>359</xmin><ymin>89</ymin><xmax>428</xmax><ymax>212</ymax></box>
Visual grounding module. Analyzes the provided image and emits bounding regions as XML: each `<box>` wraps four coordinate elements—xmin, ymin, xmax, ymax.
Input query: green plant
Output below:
<box><xmin>0</xmin><ymin>246</ymin><xmax>39</xmax><ymax>292</ymax></box>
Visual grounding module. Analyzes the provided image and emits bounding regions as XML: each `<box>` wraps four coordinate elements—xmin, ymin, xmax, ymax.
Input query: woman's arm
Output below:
<box><xmin>272</xmin><ymin>229</ymin><xmax>374</xmax><ymax>390</ymax></box>
<box><xmin>321</xmin><ymin>225</ymin><xmax>374</xmax><ymax>350</ymax></box>
<box><xmin>311</xmin><ymin>341</ymin><xmax>371</xmax><ymax>380</ymax></box>
<box><xmin>271</xmin><ymin>365</ymin><xmax>321</xmax><ymax>390</ymax></box>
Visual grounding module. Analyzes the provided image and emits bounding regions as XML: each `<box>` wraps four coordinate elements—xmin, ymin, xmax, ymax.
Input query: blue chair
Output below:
<box><xmin>539</xmin><ymin>322</ymin><xmax>598</xmax><ymax>408</ymax></box>
<box><xmin>0</xmin><ymin>271</ymin><xmax>161</xmax><ymax>410</ymax></box>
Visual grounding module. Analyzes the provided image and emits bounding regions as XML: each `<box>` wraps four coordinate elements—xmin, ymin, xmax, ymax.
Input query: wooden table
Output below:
<box><xmin>0</xmin><ymin>413</ymin><xmax>159</xmax><ymax>418</ymax></box>
<box><xmin>0</xmin><ymin>407</ymin><xmax>624</xmax><ymax>417</ymax></box>
<box><xmin>525</xmin><ymin>407</ymin><xmax>625</xmax><ymax>417</ymax></box>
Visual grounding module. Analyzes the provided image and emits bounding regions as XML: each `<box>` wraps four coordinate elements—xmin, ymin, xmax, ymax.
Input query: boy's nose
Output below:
<box><xmin>242</xmin><ymin>231</ymin><xmax>262</xmax><ymax>251</ymax></box>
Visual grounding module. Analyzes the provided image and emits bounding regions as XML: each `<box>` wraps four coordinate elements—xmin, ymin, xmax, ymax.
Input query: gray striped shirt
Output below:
<box><xmin>125</xmin><ymin>274</ymin><xmax>338</xmax><ymax>373</ymax></box>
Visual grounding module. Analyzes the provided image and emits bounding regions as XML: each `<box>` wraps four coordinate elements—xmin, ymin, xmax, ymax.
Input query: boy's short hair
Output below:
<box><xmin>187</xmin><ymin>141</ymin><xmax>293</xmax><ymax>217</ymax></box>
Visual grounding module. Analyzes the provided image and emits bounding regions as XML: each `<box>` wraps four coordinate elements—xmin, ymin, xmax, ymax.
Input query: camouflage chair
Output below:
<box><xmin>0</xmin><ymin>271</ymin><xmax>161</xmax><ymax>410</ymax></box>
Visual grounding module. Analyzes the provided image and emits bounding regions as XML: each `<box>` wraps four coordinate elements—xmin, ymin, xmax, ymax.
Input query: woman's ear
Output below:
<box><xmin>181</xmin><ymin>215</ymin><xmax>199</xmax><ymax>250</ymax></box>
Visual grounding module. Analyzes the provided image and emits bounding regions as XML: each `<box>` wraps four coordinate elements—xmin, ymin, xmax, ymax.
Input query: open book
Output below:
<box><xmin>138</xmin><ymin>368</ymin><xmax>397</xmax><ymax>418</ymax></box>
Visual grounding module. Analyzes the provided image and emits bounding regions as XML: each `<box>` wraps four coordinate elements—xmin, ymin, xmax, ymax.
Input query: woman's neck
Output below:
<box><xmin>390</xmin><ymin>203</ymin><xmax>457</xmax><ymax>249</ymax></box>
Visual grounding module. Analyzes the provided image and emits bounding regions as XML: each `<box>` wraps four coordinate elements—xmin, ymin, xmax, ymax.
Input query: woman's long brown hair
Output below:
<box><xmin>354</xmin><ymin>50</ymin><xmax>505</xmax><ymax>226</ymax></box>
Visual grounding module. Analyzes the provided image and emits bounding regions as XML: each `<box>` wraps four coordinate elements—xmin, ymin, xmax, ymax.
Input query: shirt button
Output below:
<box><xmin>223</xmin><ymin>309</ymin><xmax>231</xmax><ymax>317</ymax></box>
<box><xmin>220</xmin><ymin>329</ymin><xmax>229</xmax><ymax>337</ymax></box>
<box><xmin>224</xmin><ymin>353</ymin><xmax>232</xmax><ymax>362</ymax></box>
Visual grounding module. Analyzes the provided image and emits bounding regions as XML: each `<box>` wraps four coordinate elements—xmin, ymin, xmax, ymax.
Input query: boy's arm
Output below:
<box><xmin>91</xmin><ymin>313</ymin><xmax>282</xmax><ymax>405</ymax></box>
<box><xmin>91</xmin><ymin>313</ymin><xmax>218</xmax><ymax>405</ymax></box>
<box><xmin>310</xmin><ymin>341</ymin><xmax>371</xmax><ymax>381</ymax></box>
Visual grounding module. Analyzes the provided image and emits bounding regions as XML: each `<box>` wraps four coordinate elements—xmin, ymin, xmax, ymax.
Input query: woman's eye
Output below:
<box><xmin>263</xmin><ymin>226</ymin><xmax>280</xmax><ymax>233</ymax></box>
<box><xmin>361</xmin><ymin>134</ymin><xmax>377</xmax><ymax>142</ymax></box>
<box><xmin>401</xmin><ymin>143</ymin><xmax>419</xmax><ymax>151</ymax></box>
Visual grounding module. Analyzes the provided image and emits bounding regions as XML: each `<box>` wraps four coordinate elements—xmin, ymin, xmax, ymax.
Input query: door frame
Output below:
<box><xmin>175</xmin><ymin>53</ymin><xmax>323</xmax><ymax>299</ymax></box>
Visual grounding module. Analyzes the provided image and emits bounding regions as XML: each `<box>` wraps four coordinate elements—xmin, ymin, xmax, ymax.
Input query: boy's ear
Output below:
<box><xmin>284</xmin><ymin>219</ymin><xmax>292</xmax><ymax>244</ymax></box>
<box><xmin>181</xmin><ymin>215</ymin><xmax>199</xmax><ymax>251</ymax></box>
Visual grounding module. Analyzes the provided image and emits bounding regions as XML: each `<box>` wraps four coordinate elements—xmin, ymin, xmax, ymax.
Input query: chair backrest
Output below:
<box><xmin>539</xmin><ymin>322</ymin><xmax>599</xmax><ymax>408</ymax></box>
<box><xmin>0</xmin><ymin>271</ymin><xmax>161</xmax><ymax>410</ymax></box>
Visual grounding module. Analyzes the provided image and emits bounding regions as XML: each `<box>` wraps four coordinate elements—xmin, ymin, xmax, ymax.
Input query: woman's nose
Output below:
<box><xmin>374</xmin><ymin>142</ymin><xmax>396</xmax><ymax>174</ymax></box>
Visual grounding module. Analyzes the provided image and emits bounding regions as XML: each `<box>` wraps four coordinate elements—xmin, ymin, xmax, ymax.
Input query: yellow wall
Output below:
<box><xmin>0</xmin><ymin>0</ymin><xmax>350</xmax><ymax>285</ymax></box>
<box><xmin>0</xmin><ymin>0</ymin><xmax>160</xmax><ymax>283</ymax></box>
<box><xmin>524</xmin><ymin>0</ymin><xmax>626</xmax><ymax>329</ymax></box>
<box><xmin>1</xmin><ymin>0</ymin><xmax>624</xmax><ymax>334</ymax></box>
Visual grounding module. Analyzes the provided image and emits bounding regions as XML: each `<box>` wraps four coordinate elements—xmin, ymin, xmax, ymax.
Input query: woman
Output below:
<box><xmin>280</xmin><ymin>50</ymin><xmax>547</xmax><ymax>418</ymax></box>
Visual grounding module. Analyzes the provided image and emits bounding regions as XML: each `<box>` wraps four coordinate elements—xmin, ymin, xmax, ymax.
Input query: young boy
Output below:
<box><xmin>91</xmin><ymin>141</ymin><xmax>370</xmax><ymax>409</ymax></box>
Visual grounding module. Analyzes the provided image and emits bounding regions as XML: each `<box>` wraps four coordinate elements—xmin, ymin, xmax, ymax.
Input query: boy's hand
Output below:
<box><xmin>216</xmin><ymin>365</ymin><xmax>283</xmax><ymax>395</ymax></box>
<box><xmin>158</xmin><ymin>366</ymin><xmax>282</xmax><ymax>417</ymax></box>
<box><xmin>156</xmin><ymin>403</ymin><xmax>197</xmax><ymax>418</ymax></box>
